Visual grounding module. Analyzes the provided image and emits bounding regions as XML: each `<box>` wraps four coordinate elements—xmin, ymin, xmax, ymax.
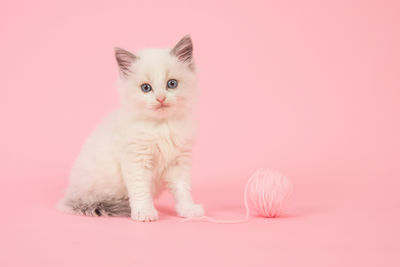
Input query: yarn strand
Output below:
<box><xmin>180</xmin><ymin>172</ymin><xmax>257</xmax><ymax>224</ymax></box>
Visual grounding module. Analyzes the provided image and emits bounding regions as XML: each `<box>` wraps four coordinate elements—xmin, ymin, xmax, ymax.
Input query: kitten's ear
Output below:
<box><xmin>171</xmin><ymin>35</ymin><xmax>194</xmax><ymax>65</ymax></box>
<box><xmin>114</xmin><ymin>47</ymin><xmax>136</xmax><ymax>77</ymax></box>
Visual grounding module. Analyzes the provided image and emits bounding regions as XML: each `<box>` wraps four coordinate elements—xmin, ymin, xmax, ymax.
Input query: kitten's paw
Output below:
<box><xmin>176</xmin><ymin>203</ymin><xmax>204</xmax><ymax>218</ymax></box>
<box><xmin>131</xmin><ymin>206</ymin><xmax>159</xmax><ymax>222</ymax></box>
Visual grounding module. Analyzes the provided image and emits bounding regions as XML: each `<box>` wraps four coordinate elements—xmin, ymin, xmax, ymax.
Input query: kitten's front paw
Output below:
<box><xmin>176</xmin><ymin>203</ymin><xmax>204</xmax><ymax>218</ymax></box>
<box><xmin>131</xmin><ymin>206</ymin><xmax>159</xmax><ymax>222</ymax></box>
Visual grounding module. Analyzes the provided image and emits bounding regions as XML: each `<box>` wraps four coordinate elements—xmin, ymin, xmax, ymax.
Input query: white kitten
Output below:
<box><xmin>58</xmin><ymin>36</ymin><xmax>204</xmax><ymax>222</ymax></box>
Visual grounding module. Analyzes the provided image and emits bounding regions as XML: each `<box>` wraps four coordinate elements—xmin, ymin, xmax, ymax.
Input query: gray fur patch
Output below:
<box><xmin>67</xmin><ymin>197</ymin><xmax>131</xmax><ymax>217</ymax></box>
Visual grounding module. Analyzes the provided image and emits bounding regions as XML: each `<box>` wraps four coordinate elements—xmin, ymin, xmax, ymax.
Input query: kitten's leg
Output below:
<box><xmin>164</xmin><ymin>159</ymin><xmax>204</xmax><ymax>218</ymax></box>
<box><xmin>120</xmin><ymin>146</ymin><xmax>158</xmax><ymax>222</ymax></box>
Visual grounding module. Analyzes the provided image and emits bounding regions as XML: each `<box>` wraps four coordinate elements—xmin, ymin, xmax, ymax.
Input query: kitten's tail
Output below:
<box><xmin>57</xmin><ymin>197</ymin><xmax>131</xmax><ymax>217</ymax></box>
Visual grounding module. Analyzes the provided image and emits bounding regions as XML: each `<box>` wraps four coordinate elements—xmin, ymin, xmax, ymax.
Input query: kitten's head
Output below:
<box><xmin>115</xmin><ymin>35</ymin><xmax>197</xmax><ymax>120</ymax></box>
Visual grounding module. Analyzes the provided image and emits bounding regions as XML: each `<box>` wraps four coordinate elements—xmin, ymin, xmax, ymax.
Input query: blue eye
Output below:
<box><xmin>141</xmin><ymin>83</ymin><xmax>152</xmax><ymax>93</ymax></box>
<box><xmin>167</xmin><ymin>79</ymin><xmax>178</xmax><ymax>89</ymax></box>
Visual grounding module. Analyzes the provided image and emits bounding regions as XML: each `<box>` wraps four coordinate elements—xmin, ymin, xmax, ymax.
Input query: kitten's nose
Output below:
<box><xmin>156</xmin><ymin>96</ymin><xmax>166</xmax><ymax>104</ymax></box>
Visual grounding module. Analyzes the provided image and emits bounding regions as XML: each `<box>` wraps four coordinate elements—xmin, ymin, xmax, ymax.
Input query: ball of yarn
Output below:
<box><xmin>247</xmin><ymin>169</ymin><xmax>293</xmax><ymax>218</ymax></box>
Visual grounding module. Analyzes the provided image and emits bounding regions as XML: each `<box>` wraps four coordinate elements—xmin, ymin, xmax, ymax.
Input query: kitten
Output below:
<box><xmin>58</xmin><ymin>35</ymin><xmax>204</xmax><ymax>222</ymax></box>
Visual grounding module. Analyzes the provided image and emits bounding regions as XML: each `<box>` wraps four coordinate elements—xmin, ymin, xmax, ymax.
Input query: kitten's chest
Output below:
<box><xmin>152</xmin><ymin>123</ymin><xmax>192</xmax><ymax>167</ymax></box>
<box><xmin>122</xmin><ymin>119</ymin><xmax>194</xmax><ymax>168</ymax></box>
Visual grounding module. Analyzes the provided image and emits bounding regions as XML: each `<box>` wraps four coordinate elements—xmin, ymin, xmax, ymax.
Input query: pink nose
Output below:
<box><xmin>156</xmin><ymin>96</ymin><xmax>166</xmax><ymax>103</ymax></box>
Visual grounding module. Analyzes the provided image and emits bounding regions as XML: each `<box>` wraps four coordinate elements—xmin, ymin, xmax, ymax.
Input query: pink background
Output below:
<box><xmin>1</xmin><ymin>0</ymin><xmax>399</xmax><ymax>266</ymax></box>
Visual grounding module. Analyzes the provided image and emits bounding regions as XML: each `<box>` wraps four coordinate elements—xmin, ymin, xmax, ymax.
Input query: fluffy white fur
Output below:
<box><xmin>58</xmin><ymin>36</ymin><xmax>204</xmax><ymax>222</ymax></box>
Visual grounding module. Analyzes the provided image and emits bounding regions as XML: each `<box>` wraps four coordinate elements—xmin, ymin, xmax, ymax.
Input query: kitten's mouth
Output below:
<box><xmin>155</xmin><ymin>104</ymin><xmax>170</xmax><ymax>110</ymax></box>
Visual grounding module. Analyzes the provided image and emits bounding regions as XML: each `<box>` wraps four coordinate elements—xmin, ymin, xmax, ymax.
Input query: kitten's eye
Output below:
<box><xmin>167</xmin><ymin>79</ymin><xmax>178</xmax><ymax>89</ymax></box>
<box><xmin>141</xmin><ymin>83</ymin><xmax>152</xmax><ymax>93</ymax></box>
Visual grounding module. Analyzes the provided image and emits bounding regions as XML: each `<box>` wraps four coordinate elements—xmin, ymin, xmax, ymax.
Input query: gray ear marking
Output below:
<box><xmin>171</xmin><ymin>35</ymin><xmax>194</xmax><ymax>65</ymax></box>
<box><xmin>114</xmin><ymin>47</ymin><xmax>136</xmax><ymax>77</ymax></box>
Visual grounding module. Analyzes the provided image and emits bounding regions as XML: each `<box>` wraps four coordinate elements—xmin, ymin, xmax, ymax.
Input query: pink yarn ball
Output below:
<box><xmin>248</xmin><ymin>169</ymin><xmax>293</xmax><ymax>218</ymax></box>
